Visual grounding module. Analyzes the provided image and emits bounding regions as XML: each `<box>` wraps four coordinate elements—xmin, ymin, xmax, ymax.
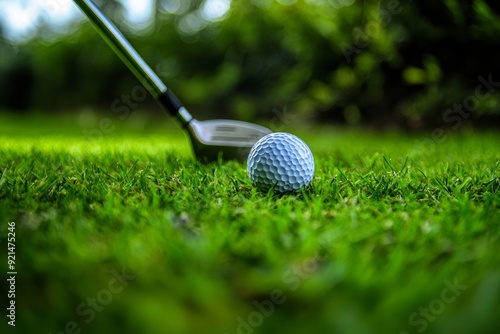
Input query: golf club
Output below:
<box><xmin>73</xmin><ymin>0</ymin><xmax>272</xmax><ymax>162</ymax></box>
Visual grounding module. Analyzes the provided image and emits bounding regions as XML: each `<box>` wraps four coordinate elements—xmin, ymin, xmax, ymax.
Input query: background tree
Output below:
<box><xmin>0</xmin><ymin>0</ymin><xmax>498</xmax><ymax>129</ymax></box>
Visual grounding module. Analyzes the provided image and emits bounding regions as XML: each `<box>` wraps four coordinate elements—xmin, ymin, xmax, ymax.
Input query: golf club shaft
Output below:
<box><xmin>73</xmin><ymin>0</ymin><xmax>193</xmax><ymax>126</ymax></box>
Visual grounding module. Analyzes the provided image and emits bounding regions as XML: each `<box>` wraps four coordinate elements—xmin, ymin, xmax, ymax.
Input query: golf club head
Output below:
<box><xmin>186</xmin><ymin>119</ymin><xmax>272</xmax><ymax>162</ymax></box>
<box><xmin>73</xmin><ymin>0</ymin><xmax>273</xmax><ymax>162</ymax></box>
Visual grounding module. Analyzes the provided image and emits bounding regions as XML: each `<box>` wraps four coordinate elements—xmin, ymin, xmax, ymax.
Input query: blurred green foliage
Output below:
<box><xmin>1</xmin><ymin>0</ymin><xmax>499</xmax><ymax>128</ymax></box>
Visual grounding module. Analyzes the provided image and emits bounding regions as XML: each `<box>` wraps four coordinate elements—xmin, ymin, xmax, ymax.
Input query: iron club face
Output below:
<box><xmin>187</xmin><ymin>119</ymin><xmax>272</xmax><ymax>161</ymax></box>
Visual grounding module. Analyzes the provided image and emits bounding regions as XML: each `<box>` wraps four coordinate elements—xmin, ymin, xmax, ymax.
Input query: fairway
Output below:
<box><xmin>1</xmin><ymin>115</ymin><xmax>499</xmax><ymax>334</ymax></box>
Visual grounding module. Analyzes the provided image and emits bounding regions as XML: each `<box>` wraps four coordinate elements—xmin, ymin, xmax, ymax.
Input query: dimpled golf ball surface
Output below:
<box><xmin>247</xmin><ymin>132</ymin><xmax>314</xmax><ymax>193</ymax></box>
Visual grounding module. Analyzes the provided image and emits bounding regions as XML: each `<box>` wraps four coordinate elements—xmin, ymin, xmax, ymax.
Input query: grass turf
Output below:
<box><xmin>0</xmin><ymin>113</ymin><xmax>499</xmax><ymax>334</ymax></box>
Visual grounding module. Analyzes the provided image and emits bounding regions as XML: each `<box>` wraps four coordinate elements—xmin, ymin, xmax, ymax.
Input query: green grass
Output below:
<box><xmin>1</xmin><ymin>114</ymin><xmax>499</xmax><ymax>334</ymax></box>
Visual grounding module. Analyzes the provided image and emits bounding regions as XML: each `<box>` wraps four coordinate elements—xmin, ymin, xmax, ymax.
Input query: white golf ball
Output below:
<box><xmin>247</xmin><ymin>132</ymin><xmax>314</xmax><ymax>193</ymax></box>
